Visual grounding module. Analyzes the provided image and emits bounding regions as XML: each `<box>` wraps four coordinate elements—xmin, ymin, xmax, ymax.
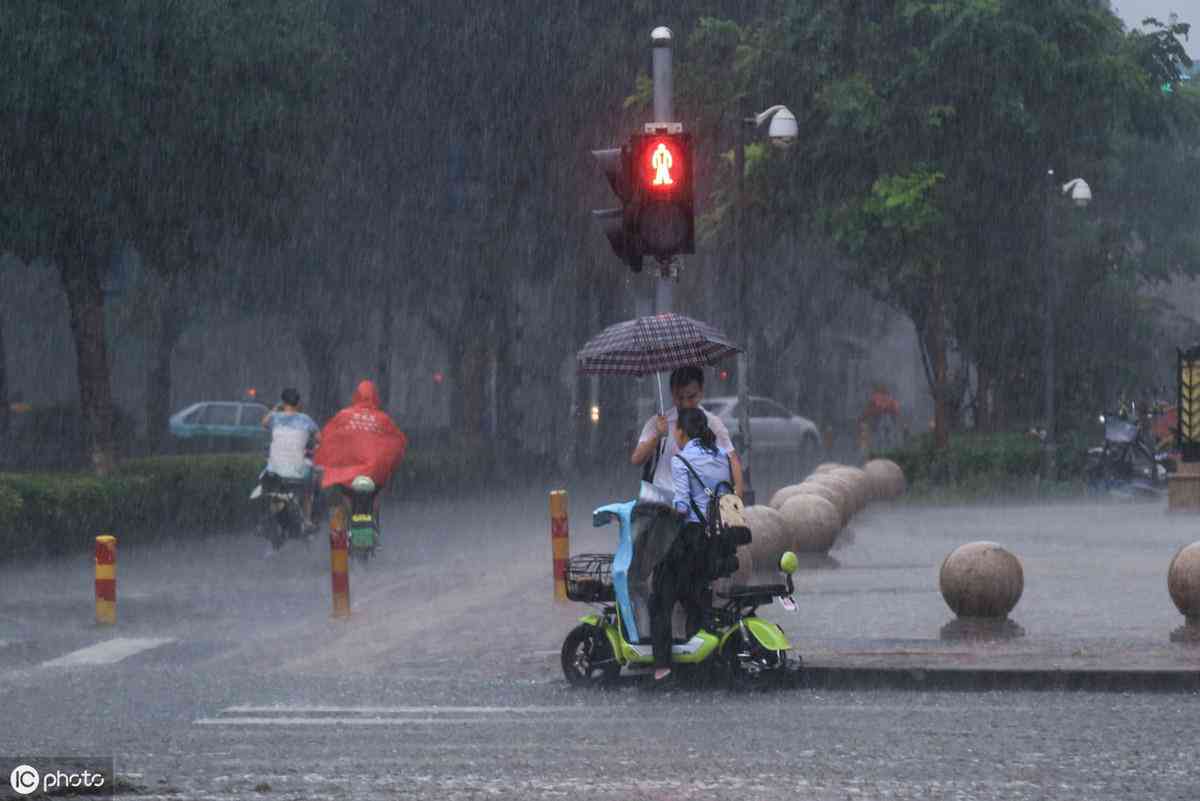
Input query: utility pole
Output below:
<box><xmin>1041</xmin><ymin>168</ymin><xmax>1057</xmax><ymax>480</ymax></box>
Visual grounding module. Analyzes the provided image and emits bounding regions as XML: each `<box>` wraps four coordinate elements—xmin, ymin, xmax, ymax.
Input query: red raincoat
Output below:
<box><xmin>315</xmin><ymin>380</ymin><xmax>408</xmax><ymax>489</ymax></box>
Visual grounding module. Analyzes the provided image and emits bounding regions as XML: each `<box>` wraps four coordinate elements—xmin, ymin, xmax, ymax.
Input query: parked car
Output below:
<box><xmin>168</xmin><ymin>401</ymin><xmax>271</xmax><ymax>443</ymax></box>
<box><xmin>702</xmin><ymin>395</ymin><xmax>821</xmax><ymax>457</ymax></box>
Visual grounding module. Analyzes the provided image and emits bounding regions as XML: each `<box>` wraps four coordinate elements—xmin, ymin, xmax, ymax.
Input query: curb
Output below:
<box><xmin>795</xmin><ymin>665</ymin><xmax>1200</xmax><ymax>693</ymax></box>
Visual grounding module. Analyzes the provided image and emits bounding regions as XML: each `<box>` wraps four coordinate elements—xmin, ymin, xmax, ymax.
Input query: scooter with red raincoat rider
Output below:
<box><xmin>314</xmin><ymin>380</ymin><xmax>408</xmax><ymax>552</ymax></box>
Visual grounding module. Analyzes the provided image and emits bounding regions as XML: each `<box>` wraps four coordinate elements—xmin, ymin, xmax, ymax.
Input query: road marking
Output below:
<box><xmin>41</xmin><ymin>637</ymin><xmax>175</xmax><ymax>667</ymax></box>
<box><xmin>195</xmin><ymin>700</ymin><xmax>1039</xmax><ymax>728</ymax></box>
<box><xmin>197</xmin><ymin>716</ymin><xmax>554</xmax><ymax>726</ymax></box>
<box><xmin>224</xmin><ymin>705</ymin><xmax>570</xmax><ymax>714</ymax></box>
<box><xmin>197</xmin><ymin>704</ymin><xmax>597</xmax><ymax>727</ymax></box>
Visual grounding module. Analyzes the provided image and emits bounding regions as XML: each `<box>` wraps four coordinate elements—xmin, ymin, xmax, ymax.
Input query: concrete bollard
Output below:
<box><xmin>939</xmin><ymin>541</ymin><xmax>1024</xmax><ymax>640</ymax></box>
<box><xmin>863</xmin><ymin>458</ymin><xmax>907</xmax><ymax>501</ymax></box>
<box><xmin>742</xmin><ymin>505</ymin><xmax>789</xmax><ymax>578</ymax></box>
<box><xmin>330</xmin><ymin>507</ymin><xmax>350</xmax><ymax>619</ymax></box>
<box><xmin>549</xmin><ymin>490</ymin><xmax>569</xmax><ymax>602</ymax></box>
<box><xmin>768</xmin><ymin>484</ymin><xmax>807</xmax><ymax>511</ymax></box>
<box><xmin>807</xmin><ymin>474</ymin><xmax>858</xmax><ymax>523</ymax></box>
<box><xmin>792</xmin><ymin>480</ymin><xmax>852</xmax><ymax>528</ymax></box>
<box><xmin>778</xmin><ymin>494</ymin><xmax>841</xmax><ymax>554</ymax></box>
<box><xmin>1168</xmin><ymin>541</ymin><xmax>1200</xmax><ymax>642</ymax></box>
<box><xmin>830</xmin><ymin>466</ymin><xmax>871</xmax><ymax>514</ymax></box>
<box><xmin>94</xmin><ymin>535</ymin><xmax>116</xmax><ymax>625</ymax></box>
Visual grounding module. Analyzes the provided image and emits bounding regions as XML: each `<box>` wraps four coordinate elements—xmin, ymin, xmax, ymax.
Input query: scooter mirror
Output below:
<box><xmin>779</xmin><ymin>551</ymin><xmax>799</xmax><ymax>575</ymax></box>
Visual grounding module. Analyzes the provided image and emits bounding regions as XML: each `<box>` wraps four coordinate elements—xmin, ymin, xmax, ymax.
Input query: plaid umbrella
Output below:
<box><xmin>577</xmin><ymin>313</ymin><xmax>740</xmax><ymax>377</ymax></box>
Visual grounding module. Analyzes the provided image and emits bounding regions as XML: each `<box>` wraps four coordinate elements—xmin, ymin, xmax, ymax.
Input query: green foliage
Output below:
<box><xmin>0</xmin><ymin>485</ymin><xmax>22</xmax><ymax>536</ymax></box>
<box><xmin>4</xmin><ymin>403</ymin><xmax>138</xmax><ymax>470</ymax></box>
<box><xmin>0</xmin><ymin>455</ymin><xmax>263</xmax><ymax>558</ymax></box>
<box><xmin>0</xmin><ymin>0</ymin><xmax>340</xmax><ymax>261</ymax></box>
<box><xmin>680</xmin><ymin>2</ymin><xmax>1197</xmax><ymax>439</ymax></box>
<box><xmin>877</xmin><ymin>430</ymin><xmax>1087</xmax><ymax>491</ymax></box>
<box><xmin>0</xmin><ymin>446</ymin><xmax>499</xmax><ymax>560</ymax></box>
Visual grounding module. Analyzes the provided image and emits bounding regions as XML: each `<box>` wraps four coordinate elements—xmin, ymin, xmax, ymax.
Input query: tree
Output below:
<box><xmin>680</xmin><ymin>1</ymin><xmax>1194</xmax><ymax>448</ymax></box>
<box><xmin>0</xmin><ymin>1</ymin><xmax>339</xmax><ymax>472</ymax></box>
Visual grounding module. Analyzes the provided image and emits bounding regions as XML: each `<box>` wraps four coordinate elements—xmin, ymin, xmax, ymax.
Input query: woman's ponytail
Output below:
<box><xmin>677</xmin><ymin>407</ymin><xmax>718</xmax><ymax>454</ymax></box>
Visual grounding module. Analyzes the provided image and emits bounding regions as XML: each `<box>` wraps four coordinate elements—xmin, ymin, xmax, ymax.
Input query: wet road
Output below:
<box><xmin>2</xmin><ymin>486</ymin><xmax>1199</xmax><ymax>800</ymax></box>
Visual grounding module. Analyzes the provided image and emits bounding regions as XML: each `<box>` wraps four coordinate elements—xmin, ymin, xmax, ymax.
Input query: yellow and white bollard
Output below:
<box><xmin>330</xmin><ymin>507</ymin><xmax>351</xmax><ymax>618</ymax></box>
<box><xmin>94</xmin><ymin>535</ymin><xmax>116</xmax><ymax>625</ymax></box>
<box><xmin>549</xmin><ymin>490</ymin><xmax>569</xmax><ymax>602</ymax></box>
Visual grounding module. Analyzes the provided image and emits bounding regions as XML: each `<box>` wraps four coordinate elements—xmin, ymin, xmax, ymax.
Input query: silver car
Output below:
<box><xmin>703</xmin><ymin>395</ymin><xmax>821</xmax><ymax>458</ymax></box>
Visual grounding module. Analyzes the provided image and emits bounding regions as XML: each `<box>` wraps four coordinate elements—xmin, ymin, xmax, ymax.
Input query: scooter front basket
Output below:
<box><xmin>565</xmin><ymin>553</ymin><xmax>615</xmax><ymax>603</ymax></box>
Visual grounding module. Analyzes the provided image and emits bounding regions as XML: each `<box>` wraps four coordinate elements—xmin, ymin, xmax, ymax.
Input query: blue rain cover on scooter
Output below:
<box><xmin>593</xmin><ymin>501</ymin><xmax>639</xmax><ymax>641</ymax></box>
<box><xmin>593</xmin><ymin>499</ymin><xmax>680</xmax><ymax>644</ymax></box>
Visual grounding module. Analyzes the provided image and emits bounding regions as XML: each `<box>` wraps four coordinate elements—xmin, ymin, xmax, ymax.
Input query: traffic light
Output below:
<box><xmin>630</xmin><ymin>132</ymin><xmax>694</xmax><ymax>259</ymax></box>
<box><xmin>591</xmin><ymin>146</ymin><xmax>643</xmax><ymax>272</ymax></box>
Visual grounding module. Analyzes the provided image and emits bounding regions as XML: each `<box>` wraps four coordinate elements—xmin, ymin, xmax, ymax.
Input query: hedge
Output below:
<box><xmin>0</xmin><ymin>447</ymin><xmax>499</xmax><ymax>560</ymax></box>
<box><xmin>873</xmin><ymin>430</ymin><xmax>1089</xmax><ymax>497</ymax></box>
<box><xmin>0</xmin><ymin>455</ymin><xmax>261</xmax><ymax>559</ymax></box>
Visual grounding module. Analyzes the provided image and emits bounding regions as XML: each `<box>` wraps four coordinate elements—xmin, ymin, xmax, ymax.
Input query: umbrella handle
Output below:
<box><xmin>656</xmin><ymin>373</ymin><xmax>665</xmax><ymax>416</ymax></box>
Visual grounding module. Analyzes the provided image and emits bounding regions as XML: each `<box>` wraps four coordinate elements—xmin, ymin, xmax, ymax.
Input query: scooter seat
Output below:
<box><xmin>718</xmin><ymin>584</ymin><xmax>787</xmax><ymax>600</ymax></box>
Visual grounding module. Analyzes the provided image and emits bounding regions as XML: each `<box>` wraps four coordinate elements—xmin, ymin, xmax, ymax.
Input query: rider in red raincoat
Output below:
<box><xmin>314</xmin><ymin>380</ymin><xmax>407</xmax><ymax>508</ymax></box>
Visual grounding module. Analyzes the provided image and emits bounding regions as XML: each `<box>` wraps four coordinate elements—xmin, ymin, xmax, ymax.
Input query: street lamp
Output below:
<box><xmin>1041</xmin><ymin>170</ymin><xmax>1092</xmax><ymax>479</ymax></box>
<box><xmin>735</xmin><ymin>102</ymin><xmax>798</xmax><ymax>505</ymax></box>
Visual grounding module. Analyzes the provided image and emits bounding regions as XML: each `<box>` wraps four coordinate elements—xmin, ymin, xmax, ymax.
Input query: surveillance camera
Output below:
<box><xmin>1062</xmin><ymin>177</ymin><xmax>1092</xmax><ymax>207</ymax></box>
<box><xmin>767</xmin><ymin>107</ymin><xmax>798</xmax><ymax>148</ymax></box>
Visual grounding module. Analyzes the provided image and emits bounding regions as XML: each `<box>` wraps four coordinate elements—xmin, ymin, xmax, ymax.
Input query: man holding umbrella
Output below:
<box><xmin>577</xmin><ymin>312</ymin><xmax>745</xmax><ymax>498</ymax></box>
<box><xmin>631</xmin><ymin>365</ymin><xmax>745</xmax><ymax>498</ymax></box>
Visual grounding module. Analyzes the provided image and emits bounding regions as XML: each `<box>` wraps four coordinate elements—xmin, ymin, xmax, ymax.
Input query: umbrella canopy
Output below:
<box><xmin>577</xmin><ymin>313</ymin><xmax>740</xmax><ymax>377</ymax></box>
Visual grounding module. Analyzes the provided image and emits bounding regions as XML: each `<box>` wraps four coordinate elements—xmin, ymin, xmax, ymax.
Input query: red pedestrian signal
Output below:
<box><xmin>630</xmin><ymin>132</ymin><xmax>694</xmax><ymax>258</ymax></box>
<box><xmin>638</xmin><ymin>138</ymin><xmax>683</xmax><ymax>191</ymax></box>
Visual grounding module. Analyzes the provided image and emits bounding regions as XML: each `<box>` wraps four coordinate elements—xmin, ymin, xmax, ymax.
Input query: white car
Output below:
<box><xmin>703</xmin><ymin>395</ymin><xmax>821</xmax><ymax>457</ymax></box>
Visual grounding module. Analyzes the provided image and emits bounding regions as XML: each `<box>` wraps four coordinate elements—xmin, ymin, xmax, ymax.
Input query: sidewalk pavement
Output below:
<box><xmin>795</xmin><ymin>636</ymin><xmax>1200</xmax><ymax>691</ymax></box>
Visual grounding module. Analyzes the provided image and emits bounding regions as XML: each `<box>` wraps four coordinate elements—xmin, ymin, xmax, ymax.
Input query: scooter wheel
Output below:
<box><xmin>561</xmin><ymin>624</ymin><xmax>620</xmax><ymax>687</ymax></box>
<box><xmin>720</xmin><ymin>631</ymin><xmax>782</xmax><ymax>691</ymax></box>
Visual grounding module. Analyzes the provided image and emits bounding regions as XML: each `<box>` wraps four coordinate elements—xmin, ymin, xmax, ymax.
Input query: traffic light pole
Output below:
<box><xmin>651</xmin><ymin>26</ymin><xmax>674</xmax><ymax>314</ymax></box>
<box><xmin>734</xmin><ymin>100</ymin><xmax>754</xmax><ymax>505</ymax></box>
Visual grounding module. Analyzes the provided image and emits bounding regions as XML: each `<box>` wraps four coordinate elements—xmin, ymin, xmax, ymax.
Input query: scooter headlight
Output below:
<box><xmin>1098</xmin><ymin>414</ymin><xmax>1106</xmax><ymax>424</ymax></box>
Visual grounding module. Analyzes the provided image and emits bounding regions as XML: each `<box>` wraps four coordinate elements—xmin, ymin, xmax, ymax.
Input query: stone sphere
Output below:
<box><xmin>830</xmin><ymin>466</ymin><xmax>870</xmax><ymax>513</ymax></box>
<box><xmin>812</xmin><ymin>462</ymin><xmax>843</xmax><ymax>476</ymax></box>
<box><xmin>742</xmin><ymin>504</ymin><xmax>790</xmax><ymax>574</ymax></box>
<box><xmin>1167</xmin><ymin>541</ymin><xmax>1200</xmax><ymax>621</ymax></box>
<box><xmin>807</xmin><ymin>473</ymin><xmax>858</xmax><ymax>523</ymax></box>
<box><xmin>791</xmin><ymin>480</ymin><xmax>852</xmax><ymax>528</ymax></box>
<box><xmin>778</xmin><ymin>494</ymin><xmax>841</xmax><ymax>553</ymax></box>
<box><xmin>864</xmin><ymin>459</ymin><xmax>906</xmax><ymax>500</ymax></box>
<box><xmin>939</xmin><ymin>542</ymin><xmax>1024</xmax><ymax>619</ymax></box>
<box><xmin>769</xmin><ymin>484</ymin><xmax>808</xmax><ymax>511</ymax></box>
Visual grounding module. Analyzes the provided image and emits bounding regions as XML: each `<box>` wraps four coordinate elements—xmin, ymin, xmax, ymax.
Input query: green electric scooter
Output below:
<box><xmin>561</xmin><ymin>500</ymin><xmax>799</xmax><ymax>688</ymax></box>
